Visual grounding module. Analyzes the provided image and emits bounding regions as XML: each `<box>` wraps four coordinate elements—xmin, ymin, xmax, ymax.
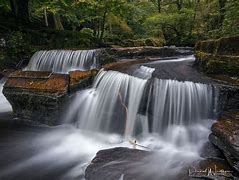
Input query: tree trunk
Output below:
<box><xmin>53</xmin><ymin>14</ymin><xmax>64</xmax><ymax>30</ymax></box>
<box><xmin>175</xmin><ymin>0</ymin><xmax>183</xmax><ymax>11</ymax></box>
<box><xmin>157</xmin><ymin>0</ymin><xmax>161</xmax><ymax>13</ymax></box>
<box><xmin>9</xmin><ymin>0</ymin><xmax>29</xmax><ymax>24</ymax></box>
<box><xmin>44</xmin><ymin>7</ymin><xmax>48</xmax><ymax>27</ymax></box>
<box><xmin>99</xmin><ymin>10</ymin><xmax>107</xmax><ymax>41</ymax></box>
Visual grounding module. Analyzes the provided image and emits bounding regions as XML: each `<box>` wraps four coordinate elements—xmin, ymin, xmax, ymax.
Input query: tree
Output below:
<box><xmin>150</xmin><ymin>0</ymin><xmax>162</xmax><ymax>13</ymax></box>
<box><xmin>9</xmin><ymin>0</ymin><xmax>30</xmax><ymax>24</ymax></box>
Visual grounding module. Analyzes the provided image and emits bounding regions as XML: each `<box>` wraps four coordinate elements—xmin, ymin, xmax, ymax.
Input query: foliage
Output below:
<box><xmin>222</xmin><ymin>0</ymin><xmax>239</xmax><ymax>36</ymax></box>
<box><xmin>1</xmin><ymin>31</ymin><xmax>37</xmax><ymax>69</ymax></box>
<box><xmin>0</xmin><ymin>0</ymin><xmax>238</xmax><ymax>54</ymax></box>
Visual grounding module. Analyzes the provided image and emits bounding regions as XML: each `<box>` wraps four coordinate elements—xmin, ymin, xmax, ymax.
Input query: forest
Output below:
<box><xmin>0</xmin><ymin>1</ymin><xmax>239</xmax><ymax>179</ymax></box>
<box><xmin>0</xmin><ymin>0</ymin><xmax>238</xmax><ymax>70</ymax></box>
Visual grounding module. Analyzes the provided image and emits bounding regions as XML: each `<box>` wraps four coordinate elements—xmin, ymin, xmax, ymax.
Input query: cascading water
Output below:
<box><xmin>61</xmin><ymin>69</ymin><xmax>218</xmax><ymax>178</ymax></box>
<box><xmin>25</xmin><ymin>50</ymin><xmax>99</xmax><ymax>73</ymax></box>
<box><xmin>133</xmin><ymin>65</ymin><xmax>155</xmax><ymax>79</ymax></box>
<box><xmin>0</xmin><ymin>56</ymin><xmax>220</xmax><ymax>180</ymax></box>
<box><xmin>64</xmin><ymin>70</ymin><xmax>148</xmax><ymax>136</ymax></box>
<box><xmin>65</xmin><ymin>70</ymin><xmax>217</xmax><ymax>137</ymax></box>
<box><xmin>150</xmin><ymin>79</ymin><xmax>217</xmax><ymax>133</ymax></box>
<box><xmin>0</xmin><ymin>79</ymin><xmax>12</xmax><ymax>113</ymax></box>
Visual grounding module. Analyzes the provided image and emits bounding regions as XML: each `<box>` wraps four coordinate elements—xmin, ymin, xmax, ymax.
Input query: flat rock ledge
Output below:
<box><xmin>3</xmin><ymin>70</ymin><xmax>95</xmax><ymax>125</ymax></box>
<box><xmin>209</xmin><ymin>112</ymin><xmax>239</xmax><ymax>172</ymax></box>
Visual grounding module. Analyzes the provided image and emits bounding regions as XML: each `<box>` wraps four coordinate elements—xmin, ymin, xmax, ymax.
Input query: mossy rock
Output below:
<box><xmin>145</xmin><ymin>38</ymin><xmax>164</xmax><ymax>47</ymax></box>
<box><xmin>133</xmin><ymin>39</ymin><xmax>146</xmax><ymax>47</ymax></box>
<box><xmin>217</xmin><ymin>36</ymin><xmax>239</xmax><ymax>56</ymax></box>
<box><xmin>196</xmin><ymin>36</ymin><xmax>239</xmax><ymax>56</ymax></box>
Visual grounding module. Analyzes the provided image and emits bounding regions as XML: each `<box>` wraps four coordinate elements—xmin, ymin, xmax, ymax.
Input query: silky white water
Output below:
<box><xmin>0</xmin><ymin>62</ymin><xmax>219</xmax><ymax>179</ymax></box>
<box><xmin>133</xmin><ymin>65</ymin><xmax>155</xmax><ymax>79</ymax></box>
<box><xmin>0</xmin><ymin>79</ymin><xmax>12</xmax><ymax>113</ymax></box>
<box><xmin>25</xmin><ymin>50</ymin><xmax>98</xmax><ymax>73</ymax></box>
<box><xmin>60</xmin><ymin>69</ymin><xmax>217</xmax><ymax>178</ymax></box>
<box><xmin>0</xmin><ymin>123</ymin><xmax>211</xmax><ymax>180</ymax></box>
<box><xmin>64</xmin><ymin>70</ymin><xmax>148</xmax><ymax>136</ymax></box>
<box><xmin>150</xmin><ymin>79</ymin><xmax>217</xmax><ymax>133</ymax></box>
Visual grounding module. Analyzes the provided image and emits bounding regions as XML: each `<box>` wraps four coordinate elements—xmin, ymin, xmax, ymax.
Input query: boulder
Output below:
<box><xmin>200</xmin><ymin>142</ymin><xmax>223</xmax><ymax>159</ymax></box>
<box><xmin>2</xmin><ymin>69</ymin><xmax>98</xmax><ymax>125</ymax></box>
<box><xmin>85</xmin><ymin>147</ymin><xmax>238</xmax><ymax>180</ymax></box>
<box><xmin>85</xmin><ymin>147</ymin><xmax>154</xmax><ymax>180</ymax></box>
<box><xmin>3</xmin><ymin>71</ymin><xmax>69</xmax><ymax>125</ymax></box>
<box><xmin>209</xmin><ymin>112</ymin><xmax>239</xmax><ymax>172</ymax></box>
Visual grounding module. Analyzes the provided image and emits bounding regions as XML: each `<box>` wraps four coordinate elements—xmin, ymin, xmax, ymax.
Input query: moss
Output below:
<box><xmin>5</xmin><ymin>71</ymin><xmax>69</xmax><ymax>93</ymax></box>
<box><xmin>195</xmin><ymin>51</ymin><xmax>239</xmax><ymax>76</ymax></box>
<box><xmin>217</xmin><ymin>36</ymin><xmax>239</xmax><ymax>56</ymax></box>
<box><xmin>196</xmin><ymin>36</ymin><xmax>239</xmax><ymax>56</ymax></box>
<box><xmin>195</xmin><ymin>36</ymin><xmax>239</xmax><ymax>76</ymax></box>
<box><xmin>145</xmin><ymin>38</ymin><xmax>164</xmax><ymax>47</ymax></box>
<box><xmin>209</xmin><ymin>74</ymin><xmax>239</xmax><ymax>86</ymax></box>
<box><xmin>133</xmin><ymin>39</ymin><xmax>146</xmax><ymax>47</ymax></box>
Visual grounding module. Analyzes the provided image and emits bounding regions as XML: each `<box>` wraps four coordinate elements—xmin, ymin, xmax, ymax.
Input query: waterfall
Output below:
<box><xmin>65</xmin><ymin>70</ymin><xmax>218</xmax><ymax>138</ymax></box>
<box><xmin>64</xmin><ymin>70</ymin><xmax>148</xmax><ymax>136</ymax></box>
<box><xmin>0</xmin><ymin>79</ymin><xmax>12</xmax><ymax>113</ymax></box>
<box><xmin>150</xmin><ymin>79</ymin><xmax>217</xmax><ymax>133</ymax></box>
<box><xmin>133</xmin><ymin>65</ymin><xmax>155</xmax><ymax>79</ymax></box>
<box><xmin>25</xmin><ymin>49</ymin><xmax>99</xmax><ymax>73</ymax></box>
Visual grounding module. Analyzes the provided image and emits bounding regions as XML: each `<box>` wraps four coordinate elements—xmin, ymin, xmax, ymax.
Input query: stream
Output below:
<box><xmin>0</xmin><ymin>53</ymin><xmax>219</xmax><ymax>180</ymax></box>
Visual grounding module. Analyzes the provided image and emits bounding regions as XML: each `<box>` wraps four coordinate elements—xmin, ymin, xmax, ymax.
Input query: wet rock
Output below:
<box><xmin>189</xmin><ymin>158</ymin><xmax>237</xmax><ymax>179</ymax></box>
<box><xmin>69</xmin><ymin>69</ymin><xmax>98</xmax><ymax>92</ymax></box>
<box><xmin>0</xmin><ymin>68</ymin><xmax>15</xmax><ymax>77</ymax></box>
<box><xmin>200</xmin><ymin>142</ymin><xmax>223</xmax><ymax>159</ymax></box>
<box><xmin>85</xmin><ymin>147</ymin><xmax>154</xmax><ymax>180</ymax></box>
<box><xmin>85</xmin><ymin>147</ymin><xmax>237</xmax><ymax>180</ymax></box>
<box><xmin>105</xmin><ymin>46</ymin><xmax>192</xmax><ymax>60</ymax></box>
<box><xmin>209</xmin><ymin>112</ymin><xmax>239</xmax><ymax>172</ymax></box>
<box><xmin>3</xmin><ymin>71</ymin><xmax>69</xmax><ymax>125</ymax></box>
<box><xmin>102</xmin><ymin>58</ymin><xmax>150</xmax><ymax>71</ymax></box>
<box><xmin>2</xmin><ymin>69</ymin><xmax>99</xmax><ymax>125</ymax></box>
<box><xmin>218</xmin><ymin>85</ymin><xmax>239</xmax><ymax>114</ymax></box>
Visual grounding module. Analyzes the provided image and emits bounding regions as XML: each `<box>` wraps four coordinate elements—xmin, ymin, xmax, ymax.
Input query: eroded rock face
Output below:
<box><xmin>194</xmin><ymin>36</ymin><xmax>239</xmax><ymax>76</ymax></box>
<box><xmin>3</xmin><ymin>71</ymin><xmax>69</xmax><ymax>125</ymax></box>
<box><xmin>218</xmin><ymin>85</ymin><xmax>239</xmax><ymax>114</ymax></box>
<box><xmin>3</xmin><ymin>70</ymin><xmax>96</xmax><ymax>125</ymax></box>
<box><xmin>209</xmin><ymin>112</ymin><xmax>239</xmax><ymax>172</ymax></box>
<box><xmin>69</xmin><ymin>69</ymin><xmax>97</xmax><ymax>92</ymax></box>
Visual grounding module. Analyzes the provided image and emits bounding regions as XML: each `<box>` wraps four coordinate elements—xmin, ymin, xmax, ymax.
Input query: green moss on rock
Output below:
<box><xmin>195</xmin><ymin>36</ymin><xmax>239</xmax><ymax>77</ymax></box>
